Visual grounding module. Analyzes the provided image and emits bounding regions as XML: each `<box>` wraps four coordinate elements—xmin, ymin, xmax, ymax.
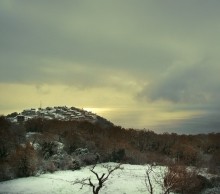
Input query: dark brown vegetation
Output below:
<box><xmin>144</xmin><ymin>163</ymin><xmax>213</xmax><ymax>194</ymax></box>
<box><xmin>0</xmin><ymin>115</ymin><xmax>220</xmax><ymax>182</ymax></box>
<box><xmin>163</xmin><ymin>164</ymin><xmax>211</xmax><ymax>194</ymax></box>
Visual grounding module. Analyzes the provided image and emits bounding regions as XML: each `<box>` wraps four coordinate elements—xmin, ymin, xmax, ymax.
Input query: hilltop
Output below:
<box><xmin>6</xmin><ymin>106</ymin><xmax>113</xmax><ymax>128</ymax></box>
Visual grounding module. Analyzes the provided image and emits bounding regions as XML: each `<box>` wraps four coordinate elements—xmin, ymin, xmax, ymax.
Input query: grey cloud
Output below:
<box><xmin>138</xmin><ymin>59</ymin><xmax>220</xmax><ymax>104</ymax></box>
<box><xmin>1</xmin><ymin>0</ymin><xmax>220</xmax><ymax>93</ymax></box>
<box><xmin>2</xmin><ymin>0</ymin><xmax>220</xmax><ymax>88</ymax></box>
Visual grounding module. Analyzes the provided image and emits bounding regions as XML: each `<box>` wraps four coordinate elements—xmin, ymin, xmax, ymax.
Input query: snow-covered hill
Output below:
<box><xmin>7</xmin><ymin>106</ymin><xmax>98</xmax><ymax>123</ymax></box>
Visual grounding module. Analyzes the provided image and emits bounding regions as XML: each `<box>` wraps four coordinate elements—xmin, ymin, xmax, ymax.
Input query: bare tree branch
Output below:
<box><xmin>145</xmin><ymin>164</ymin><xmax>154</xmax><ymax>194</ymax></box>
<box><xmin>73</xmin><ymin>163</ymin><xmax>122</xmax><ymax>194</ymax></box>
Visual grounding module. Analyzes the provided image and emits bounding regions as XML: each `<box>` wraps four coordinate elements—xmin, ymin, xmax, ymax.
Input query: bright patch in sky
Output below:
<box><xmin>83</xmin><ymin>107</ymin><xmax>114</xmax><ymax>114</ymax></box>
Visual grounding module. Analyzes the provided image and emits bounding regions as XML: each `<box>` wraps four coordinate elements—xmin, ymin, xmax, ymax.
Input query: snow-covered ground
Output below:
<box><xmin>0</xmin><ymin>163</ymin><xmax>167</xmax><ymax>194</ymax></box>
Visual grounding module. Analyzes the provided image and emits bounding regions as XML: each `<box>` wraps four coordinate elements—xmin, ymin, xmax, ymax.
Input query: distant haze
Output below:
<box><xmin>1</xmin><ymin>1</ymin><xmax>220</xmax><ymax>134</ymax></box>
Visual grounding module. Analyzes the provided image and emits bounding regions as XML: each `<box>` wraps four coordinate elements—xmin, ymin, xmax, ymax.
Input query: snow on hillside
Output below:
<box><xmin>0</xmin><ymin>163</ymin><xmax>167</xmax><ymax>194</ymax></box>
<box><xmin>7</xmin><ymin>106</ymin><xmax>98</xmax><ymax>123</ymax></box>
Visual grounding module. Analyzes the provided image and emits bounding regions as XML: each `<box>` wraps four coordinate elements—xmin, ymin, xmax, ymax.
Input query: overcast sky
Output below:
<box><xmin>1</xmin><ymin>0</ymin><xmax>220</xmax><ymax>134</ymax></box>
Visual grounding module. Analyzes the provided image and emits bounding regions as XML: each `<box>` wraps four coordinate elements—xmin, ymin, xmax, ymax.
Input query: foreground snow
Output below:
<box><xmin>0</xmin><ymin>163</ymin><xmax>168</xmax><ymax>194</ymax></box>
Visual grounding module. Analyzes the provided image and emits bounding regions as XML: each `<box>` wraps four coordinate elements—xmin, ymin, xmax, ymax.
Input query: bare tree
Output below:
<box><xmin>145</xmin><ymin>164</ymin><xmax>154</xmax><ymax>194</ymax></box>
<box><xmin>74</xmin><ymin>163</ymin><xmax>122</xmax><ymax>194</ymax></box>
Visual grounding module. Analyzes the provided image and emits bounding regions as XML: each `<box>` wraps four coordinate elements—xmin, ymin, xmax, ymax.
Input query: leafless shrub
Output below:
<box><xmin>79</xmin><ymin>153</ymin><xmax>100</xmax><ymax>165</ymax></box>
<box><xmin>43</xmin><ymin>160</ymin><xmax>57</xmax><ymax>173</ymax></box>
<box><xmin>164</xmin><ymin>164</ymin><xmax>205</xmax><ymax>194</ymax></box>
<box><xmin>10</xmin><ymin>142</ymin><xmax>39</xmax><ymax>177</ymax></box>
<box><xmin>144</xmin><ymin>163</ymin><xmax>207</xmax><ymax>194</ymax></box>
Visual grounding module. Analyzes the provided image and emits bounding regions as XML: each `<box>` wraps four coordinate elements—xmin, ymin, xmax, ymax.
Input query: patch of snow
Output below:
<box><xmin>0</xmin><ymin>163</ymin><xmax>170</xmax><ymax>194</ymax></box>
<box><xmin>32</xmin><ymin>143</ymin><xmax>41</xmax><ymax>151</ymax></box>
<box><xmin>26</xmin><ymin>132</ymin><xmax>40</xmax><ymax>138</ymax></box>
<box><xmin>54</xmin><ymin>141</ymin><xmax>64</xmax><ymax>154</ymax></box>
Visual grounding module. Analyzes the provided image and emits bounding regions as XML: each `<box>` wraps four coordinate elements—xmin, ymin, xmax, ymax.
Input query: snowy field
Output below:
<box><xmin>0</xmin><ymin>163</ymin><xmax>167</xmax><ymax>194</ymax></box>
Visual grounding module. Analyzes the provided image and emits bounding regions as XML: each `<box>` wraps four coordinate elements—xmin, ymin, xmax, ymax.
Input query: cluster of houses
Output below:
<box><xmin>8</xmin><ymin>106</ymin><xmax>97</xmax><ymax>123</ymax></box>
